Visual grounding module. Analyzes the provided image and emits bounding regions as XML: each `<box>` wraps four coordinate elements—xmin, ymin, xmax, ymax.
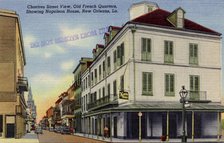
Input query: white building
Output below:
<box><xmin>81</xmin><ymin>1</ymin><xmax>223</xmax><ymax>141</ymax></box>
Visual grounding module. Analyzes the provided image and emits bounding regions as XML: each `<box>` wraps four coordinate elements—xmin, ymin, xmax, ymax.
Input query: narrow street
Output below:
<box><xmin>38</xmin><ymin>130</ymin><xmax>106</xmax><ymax>143</ymax></box>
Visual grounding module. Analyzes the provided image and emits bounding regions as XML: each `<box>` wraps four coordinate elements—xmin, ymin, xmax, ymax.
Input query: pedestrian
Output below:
<box><xmin>104</xmin><ymin>126</ymin><xmax>109</xmax><ymax>138</ymax></box>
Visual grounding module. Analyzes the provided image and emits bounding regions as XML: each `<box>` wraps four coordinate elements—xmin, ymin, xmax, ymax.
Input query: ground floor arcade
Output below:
<box><xmin>81</xmin><ymin>102</ymin><xmax>224</xmax><ymax>142</ymax></box>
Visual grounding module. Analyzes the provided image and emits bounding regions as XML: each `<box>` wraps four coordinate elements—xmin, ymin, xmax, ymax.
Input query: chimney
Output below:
<box><xmin>129</xmin><ymin>1</ymin><xmax>159</xmax><ymax>20</ymax></box>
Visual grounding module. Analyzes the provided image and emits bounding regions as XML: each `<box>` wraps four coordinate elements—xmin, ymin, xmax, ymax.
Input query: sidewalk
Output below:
<box><xmin>73</xmin><ymin>133</ymin><xmax>224</xmax><ymax>143</ymax></box>
<box><xmin>0</xmin><ymin>132</ymin><xmax>39</xmax><ymax>143</ymax></box>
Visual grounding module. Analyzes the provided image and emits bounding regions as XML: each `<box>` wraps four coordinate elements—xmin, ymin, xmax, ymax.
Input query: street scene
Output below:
<box><xmin>1</xmin><ymin>0</ymin><xmax>224</xmax><ymax>143</ymax></box>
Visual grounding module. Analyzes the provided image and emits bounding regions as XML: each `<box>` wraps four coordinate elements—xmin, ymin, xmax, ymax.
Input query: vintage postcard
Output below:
<box><xmin>0</xmin><ymin>0</ymin><xmax>223</xmax><ymax>143</ymax></box>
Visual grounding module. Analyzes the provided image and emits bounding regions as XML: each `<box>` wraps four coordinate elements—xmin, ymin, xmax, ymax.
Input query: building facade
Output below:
<box><xmin>72</xmin><ymin>57</ymin><xmax>93</xmax><ymax>133</ymax></box>
<box><xmin>46</xmin><ymin>106</ymin><xmax>54</xmax><ymax>128</ymax></box>
<box><xmin>26</xmin><ymin>87</ymin><xmax>36</xmax><ymax>131</ymax></box>
<box><xmin>0</xmin><ymin>10</ymin><xmax>28</xmax><ymax>138</ymax></box>
<box><xmin>81</xmin><ymin>1</ymin><xmax>223</xmax><ymax>141</ymax></box>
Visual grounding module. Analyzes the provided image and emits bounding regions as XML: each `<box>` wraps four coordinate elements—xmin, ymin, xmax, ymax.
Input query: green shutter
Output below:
<box><xmin>165</xmin><ymin>74</ymin><xmax>175</xmax><ymax>96</ymax></box>
<box><xmin>142</xmin><ymin>72</ymin><xmax>153</xmax><ymax>96</ymax></box>
<box><xmin>141</xmin><ymin>38</ymin><xmax>151</xmax><ymax>61</ymax></box>
<box><xmin>164</xmin><ymin>41</ymin><xmax>174</xmax><ymax>63</ymax></box>
<box><xmin>189</xmin><ymin>43</ymin><xmax>198</xmax><ymax>65</ymax></box>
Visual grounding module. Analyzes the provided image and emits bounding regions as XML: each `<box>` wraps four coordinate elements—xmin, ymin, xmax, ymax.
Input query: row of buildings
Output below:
<box><xmin>0</xmin><ymin>9</ymin><xmax>36</xmax><ymax>138</ymax></box>
<box><xmin>41</xmin><ymin>1</ymin><xmax>224</xmax><ymax>141</ymax></box>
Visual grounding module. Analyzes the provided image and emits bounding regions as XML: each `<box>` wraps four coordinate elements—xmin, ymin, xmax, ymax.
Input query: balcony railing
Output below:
<box><xmin>87</xmin><ymin>94</ymin><xmax>118</xmax><ymax>110</ymax></box>
<box><xmin>186</xmin><ymin>90</ymin><xmax>208</xmax><ymax>102</ymax></box>
<box><xmin>71</xmin><ymin>100</ymin><xmax>81</xmax><ymax>110</ymax></box>
<box><xmin>62</xmin><ymin>111</ymin><xmax>73</xmax><ymax>116</ymax></box>
<box><xmin>17</xmin><ymin>76</ymin><xmax>28</xmax><ymax>92</ymax></box>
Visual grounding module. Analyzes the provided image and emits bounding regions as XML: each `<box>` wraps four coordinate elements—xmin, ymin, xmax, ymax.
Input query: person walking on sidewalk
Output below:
<box><xmin>104</xmin><ymin>126</ymin><xmax>109</xmax><ymax>138</ymax></box>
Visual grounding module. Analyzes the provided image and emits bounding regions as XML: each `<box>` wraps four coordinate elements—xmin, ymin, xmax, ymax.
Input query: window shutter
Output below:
<box><xmin>147</xmin><ymin>39</ymin><xmax>151</xmax><ymax>53</ymax></box>
<box><xmin>142</xmin><ymin>38</ymin><xmax>146</xmax><ymax>52</ymax></box>
<box><xmin>148</xmin><ymin>73</ymin><xmax>152</xmax><ymax>92</ymax></box>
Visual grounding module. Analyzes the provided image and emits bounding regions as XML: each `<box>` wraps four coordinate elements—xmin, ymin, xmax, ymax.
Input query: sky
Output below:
<box><xmin>1</xmin><ymin>0</ymin><xmax>224</xmax><ymax>122</ymax></box>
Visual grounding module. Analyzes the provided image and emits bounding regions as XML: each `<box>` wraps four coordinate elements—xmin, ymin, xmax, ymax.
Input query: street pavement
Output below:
<box><xmin>0</xmin><ymin>130</ymin><xmax>224</xmax><ymax>143</ymax></box>
<box><xmin>38</xmin><ymin>130</ymin><xmax>106</xmax><ymax>143</ymax></box>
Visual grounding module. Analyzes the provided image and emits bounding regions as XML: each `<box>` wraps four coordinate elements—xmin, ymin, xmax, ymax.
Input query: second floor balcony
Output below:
<box><xmin>186</xmin><ymin>90</ymin><xmax>210</xmax><ymax>102</ymax></box>
<box><xmin>62</xmin><ymin>111</ymin><xmax>73</xmax><ymax>116</ymax></box>
<box><xmin>17</xmin><ymin>76</ymin><xmax>28</xmax><ymax>93</ymax></box>
<box><xmin>87</xmin><ymin>94</ymin><xmax>118</xmax><ymax>111</ymax></box>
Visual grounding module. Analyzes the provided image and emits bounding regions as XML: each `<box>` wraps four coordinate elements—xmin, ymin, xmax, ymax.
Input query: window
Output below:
<box><xmin>107</xmin><ymin>84</ymin><xmax>110</xmax><ymax>97</ymax></box>
<box><xmin>164</xmin><ymin>41</ymin><xmax>174</xmax><ymax>63</ymax></box>
<box><xmin>99</xmin><ymin>65</ymin><xmax>102</xmax><ymax>81</ymax></box>
<box><xmin>107</xmin><ymin>56</ymin><xmax>111</xmax><ymax>75</ymax></box>
<box><xmin>88</xmin><ymin>75</ymin><xmax>90</xmax><ymax>87</ymax></box>
<box><xmin>120</xmin><ymin>43</ymin><xmax>124</xmax><ymax>65</ymax></box>
<box><xmin>113</xmin><ymin>80</ymin><xmax>117</xmax><ymax>96</ymax></box>
<box><xmin>113</xmin><ymin>50</ymin><xmax>117</xmax><ymax>71</ymax></box>
<box><xmin>117</xmin><ymin>43</ymin><xmax>125</xmax><ymax>66</ymax></box>
<box><xmin>85</xmin><ymin>94</ymin><xmax>88</xmax><ymax>111</ymax></box>
<box><xmin>91</xmin><ymin>72</ymin><xmax>93</xmax><ymax>86</ymax></box>
<box><xmin>103</xmin><ymin>61</ymin><xmax>106</xmax><ymax>78</ymax></box>
<box><xmin>117</xmin><ymin>45</ymin><xmax>121</xmax><ymax>66</ymax></box>
<box><xmin>94</xmin><ymin>69</ymin><xmax>97</xmax><ymax>84</ymax></box>
<box><xmin>165</xmin><ymin>74</ymin><xmax>175</xmax><ymax>96</ymax></box>
<box><xmin>190</xmin><ymin>75</ymin><xmax>200</xmax><ymax>100</ymax></box>
<box><xmin>0</xmin><ymin>115</ymin><xmax>2</xmax><ymax>132</ymax></box>
<box><xmin>142</xmin><ymin>72</ymin><xmax>153</xmax><ymax>95</ymax></box>
<box><xmin>83</xmin><ymin>96</ymin><xmax>86</xmax><ymax>111</ymax></box>
<box><xmin>141</xmin><ymin>38</ymin><xmax>151</xmax><ymax>61</ymax></box>
<box><xmin>85</xmin><ymin>77</ymin><xmax>88</xmax><ymax>89</ymax></box>
<box><xmin>81</xmin><ymin>96</ymin><xmax>84</xmax><ymax>111</ymax></box>
<box><xmin>190</xmin><ymin>75</ymin><xmax>200</xmax><ymax>91</ymax></box>
<box><xmin>99</xmin><ymin>89</ymin><xmax>101</xmax><ymax>99</ymax></box>
<box><xmin>189</xmin><ymin>43</ymin><xmax>198</xmax><ymax>65</ymax></box>
<box><xmin>102</xmin><ymin>87</ymin><xmax>105</xmax><ymax>97</ymax></box>
<box><xmin>120</xmin><ymin>75</ymin><xmax>124</xmax><ymax>91</ymax></box>
<box><xmin>94</xmin><ymin>92</ymin><xmax>97</xmax><ymax>101</ymax></box>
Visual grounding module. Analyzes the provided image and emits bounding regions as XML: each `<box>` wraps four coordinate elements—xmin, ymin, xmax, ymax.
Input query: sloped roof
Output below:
<box><xmin>131</xmin><ymin>8</ymin><xmax>221</xmax><ymax>36</ymax></box>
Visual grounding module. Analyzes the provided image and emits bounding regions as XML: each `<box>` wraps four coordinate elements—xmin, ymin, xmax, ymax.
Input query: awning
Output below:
<box><xmin>84</xmin><ymin>101</ymin><xmax>224</xmax><ymax>117</ymax></box>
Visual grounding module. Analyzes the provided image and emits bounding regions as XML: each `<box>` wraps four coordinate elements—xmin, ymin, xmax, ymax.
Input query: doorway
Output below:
<box><xmin>6</xmin><ymin>124</ymin><xmax>15</xmax><ymax>138</ymax></box>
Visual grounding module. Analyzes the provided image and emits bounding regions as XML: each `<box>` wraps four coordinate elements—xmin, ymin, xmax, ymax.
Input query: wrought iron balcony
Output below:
<box><xmin>62</xmin><ymin>111</ymin><xmax>73</xmax><ymax>116</ymax></box>
<box><xmin>186</xmin><ymin>90</ymin><xmax>210</xmax><ymax>102</ymax></box>
<box><xmin>17</xmin><ymin>76</ymin><xmax>28</xmax><ymax>92</ymax></box>
<box><xmin>87</xmin><ymin>94</ymin><xmax>118</xmax><ymax>110</ymax></box>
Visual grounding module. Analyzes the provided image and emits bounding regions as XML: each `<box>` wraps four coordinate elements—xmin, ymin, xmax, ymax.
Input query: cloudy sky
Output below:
<box><xmin>1</xmin><ymin>0</ymin><xmax>224</xmax><ymax>122</ymax></box>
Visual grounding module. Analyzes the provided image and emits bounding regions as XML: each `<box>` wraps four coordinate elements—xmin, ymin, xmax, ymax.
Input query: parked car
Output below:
<box><xmin>61</xmin><ymin>126</ymin><xmax>71</xmax><ymax>134</ymax></box>
<box><xmin>35</xmin><ymin>127</ymin><xmax>43</xmax><ymax>134</ymax></box>
<box><xmin>49</xmin><ymin>127</ymin><xmax>54</xmax><ymax>132</ymax></box>
<box><xmin>54</xmin><ymin>126</ymin><xmax>61</xmax><ymax>133</ymax></box>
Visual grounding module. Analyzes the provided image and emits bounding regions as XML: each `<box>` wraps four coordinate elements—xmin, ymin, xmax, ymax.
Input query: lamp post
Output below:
<box><xmin>138</xmin><ymin>112</ymin><xmax>142</xmax><ymax>143</ymax></box>
<box><xmin>179</xmin><ymin>86</ymin><xmax>188</xmax><ymax>143</ymax></box>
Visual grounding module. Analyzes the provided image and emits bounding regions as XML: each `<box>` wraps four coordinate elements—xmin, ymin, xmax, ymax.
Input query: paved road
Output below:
<box><xmin>38</xmin><ymin>130</ymin><xmax>106</xmax><ymax>143</ymax></box>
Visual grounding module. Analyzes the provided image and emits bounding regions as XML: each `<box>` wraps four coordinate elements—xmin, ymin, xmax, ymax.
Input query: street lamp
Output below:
<box><xmin>179</xmin><ymin>86</ymin><xmax>188</xmax><ymax>143</ymax></box>
<box><xmin>138</xmin><ymin>112</ymin><xmax>142</xmax><ymax>143</ymax></box>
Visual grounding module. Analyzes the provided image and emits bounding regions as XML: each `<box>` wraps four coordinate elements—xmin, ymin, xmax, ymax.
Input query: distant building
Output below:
<box><xmin>72</xmin><ymin>57</ymin><xmax>93</xmax><ymax>132</ymax></box>
<box><xmin>27</xmin><ymin>87</ymin><xmax>37</xmax><ymax>121</ymax></box>
<box><xmin>46</xmin><ymin>106</ymin><xmax>54</xmax><ymax>128</ymax></box>
<box><xmin>0</xmin><ymin>9</ymin><xmax>29</xmax><ymax>138</ymax></box>
<box><xmin>81</xmin><ymin>1</ymin><xmax>224</xmax><ymax>141</ymax></box>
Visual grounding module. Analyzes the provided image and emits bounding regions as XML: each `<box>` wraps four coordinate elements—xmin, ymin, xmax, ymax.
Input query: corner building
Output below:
<box><xmin>81</xmin><ymin>1</ymin><xmax>224</xmax><ymax>141</ymax></box>
<box><xmin>0</xmin><ymin>10</ymin><xmax>28</xmax><ymax>138</ymax></box>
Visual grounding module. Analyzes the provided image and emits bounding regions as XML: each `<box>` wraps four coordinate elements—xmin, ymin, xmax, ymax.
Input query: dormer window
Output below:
<box><xmin>167</xmin><ymin>7</ymin><xmax>185</xmax><ymax>29</ymax></box>
<box><xmin>148</xmin><ymin>6</ymin><xmax>153</xmax><ymax>12</ymax></box>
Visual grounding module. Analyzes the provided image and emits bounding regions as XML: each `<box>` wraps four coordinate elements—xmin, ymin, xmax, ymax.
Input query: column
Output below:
<box><xmin>192</xmin><ymin>111</ymin><xmax>194</xmax><ymax>142</ymax></box>
<box><xmin>217</xmin><ymin>112</ymin><xmax>221</xmax><ymax>141</ymax></box>
<box><xmin>110</xmin><ymin>112</ymin><xmax>112</xmax><ymax>142</ymax></box>
<box><xmin>166</xmin><ymin>112</ymin><xmax>169</xmax><ymax>141</ymax></box>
